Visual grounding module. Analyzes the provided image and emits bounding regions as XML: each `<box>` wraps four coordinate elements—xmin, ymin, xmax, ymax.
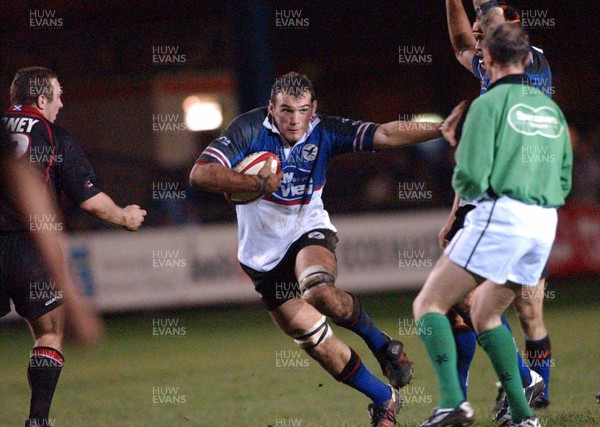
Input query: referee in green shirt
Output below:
<box><xmin>413</xmin><ymin>23</ymin><xmax>572</xmax><ymax>427</ymax></box>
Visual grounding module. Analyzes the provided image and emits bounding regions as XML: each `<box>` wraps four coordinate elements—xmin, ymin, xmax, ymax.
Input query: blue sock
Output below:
<box><xmin>337</xmin><ymin>348</ymin><xmax>392</xmax><ymax>405</ymax></box>
<box><xmin>501</xmin><ymin>315</ymin><xmax>531</xmax><ymax>387</ymax></box>
<box><xmin>526</xmin><ymin>336</ymin><xmax>552</xmax><ymax>398</ymax></box>
<box><xmin>454</xmin><ymin>325</ymin><xmax>476</xmax><ymax>398</ymax></box>
<box><xmin>338</xmin><ymin>294</ymin><xmax>389</xmax><ymax>354</ymax></box>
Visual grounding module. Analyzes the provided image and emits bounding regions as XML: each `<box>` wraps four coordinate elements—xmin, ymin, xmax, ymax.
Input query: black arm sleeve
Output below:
<box><xmin>57</xmin><ymin>132</ymin><xmax>101</xmax><ymax>205</ymax></box>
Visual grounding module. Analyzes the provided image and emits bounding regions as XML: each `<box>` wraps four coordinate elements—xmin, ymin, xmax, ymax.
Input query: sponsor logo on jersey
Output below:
<box><xmin>507</xmin><ymin>104</ymin><xmax>564</xmax><ymax>138</ymax></box>
<box><xmin>301</xmin><ymin>143</ymin><xmax>318</xmax><ymax>161</ymax></box>
<box><xmin>279</xmin><ymin>172</ymin><xmax>314</xmax><ymax>199</ymax></box>
<box><xmin>215</xmin><ymin>136</ymin><xmax>231</xmax><ymax>146</ymax></box>
<box><xmin>308</xmin><ymin>231</ymin><xmax>325</xmax><ymax>240</ymax></box>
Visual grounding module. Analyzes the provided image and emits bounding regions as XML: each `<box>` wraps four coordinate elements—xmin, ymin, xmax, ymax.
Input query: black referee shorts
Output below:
<box><xmin>241</xmin><ymin>228</ymin><xmax>338</xmax><ymax>311</ymax></box>
<box><xmin>0</xmin><ymin>232</ymin><xmax>63</xmax><ymax>320</ymax></box>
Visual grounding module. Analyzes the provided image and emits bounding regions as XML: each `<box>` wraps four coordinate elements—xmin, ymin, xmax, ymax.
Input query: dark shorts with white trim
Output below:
<box><xmin>0</xmin><ymin>232</ymin><xmax>63</xmax><ymax>320</ymax></box>
<box><xmin>240</xmin><ymin>228</ymin><xmax>338</xmax><ymax>311</ymax></box>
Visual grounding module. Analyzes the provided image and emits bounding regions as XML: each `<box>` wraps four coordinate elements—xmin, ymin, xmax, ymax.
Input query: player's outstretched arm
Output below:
<box><xmin>446</xmin><ymin>0</ymin><xmax>477</xmax><ymax>72</ymax></box>
<box><xmin>190</xmin><ymin>160</ymin><xmax>282</xmax><ymax>194</ymax></box>
<box><xmin>373</xmin><ymin>121</ymin><xmax>442</xmax><ymax>149</ymax></box>
<box><xmin>80</xmin><ymin>192</ymin><xmax>146</xmax><ymax>231</ymax></box>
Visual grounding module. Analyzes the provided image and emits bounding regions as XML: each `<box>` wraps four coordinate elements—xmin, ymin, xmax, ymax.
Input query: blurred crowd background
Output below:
<box><xmin>0</xmin><ymin>0</ymin><xmax>597</xmax><ymax>230</ymax></box>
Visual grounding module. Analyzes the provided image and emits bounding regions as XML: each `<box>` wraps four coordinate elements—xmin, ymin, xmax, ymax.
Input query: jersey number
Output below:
<box><xmin>9</xmin><ymin>133</ymin><xmax>31</xmax><ymax>159</ymax></box>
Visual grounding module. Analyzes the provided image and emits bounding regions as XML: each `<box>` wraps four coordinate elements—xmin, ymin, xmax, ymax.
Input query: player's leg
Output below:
<box><xmin>296</xmin><ymin>239</ymin><xmax>412</xmax><ymax>389</ymax></box>
<box><xmin>241</xmin><ymin>239</ymin><xmax>400</xmax><ymax>426</ymax></box>
<box><xmin>296</xmin><ymin>244</ymin><xmax>388</xmax><ymax>351</ymax></box>
<box><xmin>413</xmin><ymin>254</ymin><xmax>479</xmax><ymax>423</ymax></box>
<box><xmin>515</xmin><ymin>276</ymin><xmax>552</xmax><ymax>406</ymax></box>
<box><xmin>6</xmin><ymin>233</ymin><xmax>66</xmax><ymax>427</ymax></box>
<box><xmin>25</xmin><ymin>307</ymin><xmax>65</xmax><ymax>427</ymax></box>
<box><xmin>471</xmin><ymin>280</ymin><xmax>536</xmax><ymax>425</ymax></box>
<box><xmin>269</xmin><ymin>298</ymin><xmax>401</xmax><ymax>426</ymax></box>
<box><xmin>444</xmin><ymin>205</ymin><xmax>478</xmax><ymax>400</ymax></box>
<box><xmin>447</xmin><ymin>308</ymin><xmax>476</xmax><ymax>399</ymax></box>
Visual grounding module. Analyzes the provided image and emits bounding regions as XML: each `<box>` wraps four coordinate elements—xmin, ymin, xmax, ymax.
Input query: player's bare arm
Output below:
<box><xmin>446</xmin><ymin>0</ymin><xmax>479</xmax><ymax>72</ymax></box>
<box><xmin>439</xmin><ymin>193</ymin><xmax>462</xmax><ymax>249</ymax></box>
<box><xmin>438</xmin><ymin>99</ymin><xmax>468</xmax><ymax>247</ymax></box>
<box><xmin>373</xmin><ymin>120</ymin><xmax>441</xmax><ymax>149</ymax></box>
<box><xmin>190</xmin><ymin>158</ymin><xmax>283</xmax><ymax>194</ymax></box>
<box><xmin>80</xmin><ymin>192</ymin><xmax>146</xmax><ymax>231</ymax></box>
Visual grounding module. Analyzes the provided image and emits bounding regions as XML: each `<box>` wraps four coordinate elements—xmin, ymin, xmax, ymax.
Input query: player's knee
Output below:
<box><xmin>470</xmin><ymin>310</ymin><xmax>503</xmax><ymax>334</ymax></box>
<box><xmin>517</xmin><ymin>306</ymin><xmax>536</xmax><ymax>324</ymax></box>
<box><xmin>292</xmin><ymin>315</ymin><xmax>333</xmax><ymax>350</ymax></box>
<box><xmin>28</xmin><ymin>308</ymin><xmax>64</xmax><ymax>340</ymax></box>
<box><xmin>33</xmin><ymin>331</ymin><xmax>63</xmax><ymax>350</ymax></box>
<box><xmin>516</xmin><ymin>306</ymin><xmax>544</xmax><ymax>334</ymax></box>
<box><xmin>303</xmin><ymin>283</ymin><xmax>333</xmax><ymax>307</ymax></box>
<box><xmin>469</xmin><ymin>306</ymin><xmax>491</xmax><ymax>334</ymax></box>
<box><xmin>298</xmin><ymin>265</ymin><xmax>336</xmax><ymax>297</ymax></box>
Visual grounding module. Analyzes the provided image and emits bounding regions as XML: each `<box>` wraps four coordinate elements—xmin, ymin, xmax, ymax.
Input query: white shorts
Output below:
<box><xmin>445</xmin><ymin>196</ymin><xmax>557</xmax><ymax>286</ymax></box>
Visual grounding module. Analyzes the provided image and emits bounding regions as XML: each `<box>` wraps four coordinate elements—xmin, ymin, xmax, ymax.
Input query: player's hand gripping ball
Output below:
<box><xmin>225</xmin><ymin>151</ymin><xmax>281</xmax><ymax>204</ymax></box>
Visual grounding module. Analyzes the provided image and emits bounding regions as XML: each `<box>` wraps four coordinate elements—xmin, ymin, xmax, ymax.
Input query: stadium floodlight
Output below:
<box><xmin>183</xmin><ymin>97</ymin><xmax>223</xmax><ymax>131</ymax></box>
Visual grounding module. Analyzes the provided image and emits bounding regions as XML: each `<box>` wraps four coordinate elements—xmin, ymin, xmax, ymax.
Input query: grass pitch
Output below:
<box><xmin>1</xmin><ymin>278</ymin><xmax>599</xmax><ymax>426</ymax></box>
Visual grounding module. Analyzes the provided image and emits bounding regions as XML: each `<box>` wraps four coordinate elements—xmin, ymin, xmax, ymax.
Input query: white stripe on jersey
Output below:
<box><xmin>204</xmin><ymin>147</ymin><xmax>231</xmax><ymax>168</ymax></box>
<box><xmin>353</xmin><ymin>122</ymin><xmax>373</xmax><ymax>152</ymax></box>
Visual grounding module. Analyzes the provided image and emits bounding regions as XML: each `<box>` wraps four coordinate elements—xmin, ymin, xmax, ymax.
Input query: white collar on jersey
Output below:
<box><xmin>263</xmin><ymin>113</ymin><xmax>321</xmax><ymax>147</ymax></box>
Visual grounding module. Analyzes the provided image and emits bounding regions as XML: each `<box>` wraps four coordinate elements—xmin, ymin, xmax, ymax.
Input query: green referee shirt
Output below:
<box><xmin>453</xmin><ymin>74</ymin><xmax>573</xmax><ymax>207</ymax></box>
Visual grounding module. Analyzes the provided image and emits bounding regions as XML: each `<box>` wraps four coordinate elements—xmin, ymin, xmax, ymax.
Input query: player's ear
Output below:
<box><xmin>268</xmin><ymin>100</ymin><xmax>274</xmax><ymax>114</ymax></box>
<box><xmin>525</xmin><ymin>51</ymin><xmax>533</xmax><ymax>66</ymax></box>
<box><xmin>311</xmin><ymin>99</ymin><xmax>317</xmax><ymax>114</ymax></box>
<box><xmin>35</xmin><ymin>94</ymin><xmax>46</xmax><ymax>110</ymax></box>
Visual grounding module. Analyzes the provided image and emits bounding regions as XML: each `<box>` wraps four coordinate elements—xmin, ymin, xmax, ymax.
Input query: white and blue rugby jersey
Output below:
<box><xmin>196</xmin><ymin>107</ymin><xmax>379</xmax><ymax>271</ymax></box>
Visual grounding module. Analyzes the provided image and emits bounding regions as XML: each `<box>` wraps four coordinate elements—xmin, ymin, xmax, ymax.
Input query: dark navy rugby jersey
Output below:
<box><xmin>196</xmin><ymin>107</ymin><xmax>379</xmax><ymax>206</ymax></box>
<box><xmin>0</xmin><ymin>105</ymin><xmax>101</xmax><ymax>231</ymax></box>
<box><xmin>473</xmin><ymin>46</ymin><xmax>553</xmax><ymax>97</ymax></box>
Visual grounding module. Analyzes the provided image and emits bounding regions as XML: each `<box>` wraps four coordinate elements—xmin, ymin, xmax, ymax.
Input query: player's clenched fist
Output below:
<box><xmin>123</xmin><ymin>204</ymin><xmax>147</xmax><ymax>231</ymax></box>
<box><xmin>257</xmin><ymin>158</ymin><xmax>283</xmax><ymax>195</ymax></box>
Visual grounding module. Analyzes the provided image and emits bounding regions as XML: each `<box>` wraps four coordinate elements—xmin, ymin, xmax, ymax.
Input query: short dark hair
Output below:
<box><xmin>10</xmin><ymin>67</ymin><xmax>58</xmax><ymax>105</ymax></box>
<box><xmin>270</xmin><ymin>72</ymin><xmax>316</xmax><ymax>103</ymax></box>
<box><xmin>483</xmin><ymin>23</ymin><xmax>530</xmax><ymax>67</ymax></box>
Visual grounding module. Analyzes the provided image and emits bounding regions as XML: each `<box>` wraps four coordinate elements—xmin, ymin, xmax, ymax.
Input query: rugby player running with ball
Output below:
<box><xmin>190</xmin><ymin>72</ymin><xmax>465</xmax><ymax>427</ymax></box>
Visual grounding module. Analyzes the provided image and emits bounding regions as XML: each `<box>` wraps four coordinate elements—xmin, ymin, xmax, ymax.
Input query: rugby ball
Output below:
<box><xmin>225</xmin><ymin>151</ymin><xmax>281</xmax><ymax>204</ymax></box>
